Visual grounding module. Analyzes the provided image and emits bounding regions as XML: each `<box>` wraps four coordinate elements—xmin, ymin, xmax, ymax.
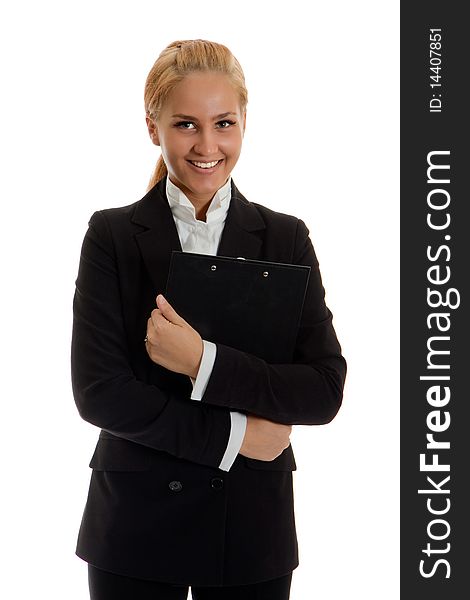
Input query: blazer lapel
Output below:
<box><xmin>216</xmin><ymin>180</ymin><xmax>265</xmax><ymax>259</ymax></box>
<box><xmin>132</xmin><ymin>178</ymin><xmax>182</xmax><ymax>294</ymax></box>
<box><xmin>131</xmin><ymin>177</ymin><xmax>266</xmax><ymax>293</ymax></box>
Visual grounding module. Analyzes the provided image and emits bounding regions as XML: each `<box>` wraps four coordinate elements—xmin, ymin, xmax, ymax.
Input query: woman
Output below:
<box><xmin>72</xmin><ymin>39</ymin><xmax>347</xmax><ymax>600</ymax></box>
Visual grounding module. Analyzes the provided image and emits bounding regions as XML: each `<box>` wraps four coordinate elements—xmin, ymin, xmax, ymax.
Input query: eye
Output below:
<box><xmin>174</xmin><ymin>121</ymin><xmax>195</xmax><ymax>130</ymax></box>
<box><xmin>216</xmin><ymin>120</ymin><xmax>236</xmax><ymax>128</ymax></box>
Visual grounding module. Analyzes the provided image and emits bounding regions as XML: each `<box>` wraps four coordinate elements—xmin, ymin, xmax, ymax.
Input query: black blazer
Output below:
<box><xmin>72</xmin><ymin>177</ymin><xmax>347</xmax><ymax>587</ymax></box>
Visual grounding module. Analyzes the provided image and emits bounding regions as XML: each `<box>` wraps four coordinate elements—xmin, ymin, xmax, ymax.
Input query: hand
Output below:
<box><xmin>145</xmin><ymin>294</ymin><xmax>203</xmax><ymax>378</ymax></box>
<box><xmin>239</xmin><ymin>414</ymin><xmax>292</xmax><ymax>461</ymax></box>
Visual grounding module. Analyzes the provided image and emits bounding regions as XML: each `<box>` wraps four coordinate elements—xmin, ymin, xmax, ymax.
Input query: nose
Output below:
<box><xmin>193</xmin><ymin>128</ymin><xmax>218</xmax><ymax>157</ymax></box>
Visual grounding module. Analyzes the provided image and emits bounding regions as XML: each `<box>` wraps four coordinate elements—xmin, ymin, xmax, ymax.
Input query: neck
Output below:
<box><xmin>167</xmin><ymin>175</ymin><xmax>231</xmax><ymax>222</ymax></box>
<box><xmin>194</xmin><ymin>202</ymin><xmax>209</xmax><ymax>222</ymax></box>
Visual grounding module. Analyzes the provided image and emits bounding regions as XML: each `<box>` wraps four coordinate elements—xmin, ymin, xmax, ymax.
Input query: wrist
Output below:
<box><xmin>189</xmin><ymin>338</ymin><xmax>203</xmax><ymax>379</ymax></box>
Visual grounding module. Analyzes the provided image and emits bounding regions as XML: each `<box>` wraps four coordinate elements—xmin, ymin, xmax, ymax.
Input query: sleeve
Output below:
<box><xmin>218</xmin><ymin>411</ymin><xmax>247</xmax><ymax>471</ymax></box>
<box><xmin>198</xmin><ymin>218</ymin><xmax>347</xmax><ymax>425</ymax></box>
<box><xmin>71</xmin><ymin>211</ymin><xmax>232</xmax><ymax>470</ymax></box>
<box><xmin>190</xmin><ymin>341</ymin><xmax>247</xmax><ymax>471</ymax></box>
<box><xmin>190</xmin><ymin>340</ymin><xmax>217</xmax><ymax>400</ymax></box>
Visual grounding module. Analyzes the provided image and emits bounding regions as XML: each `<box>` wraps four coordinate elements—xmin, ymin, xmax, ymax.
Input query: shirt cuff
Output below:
<box><xmin>190</xmin><ymin>340</ymin><xmax>217</xmax><ymax>401</ymax></box>
<box><xmin>218</xmin><ymin>411</ymin><xmax>247</xmax><ymax>472</ymax></box>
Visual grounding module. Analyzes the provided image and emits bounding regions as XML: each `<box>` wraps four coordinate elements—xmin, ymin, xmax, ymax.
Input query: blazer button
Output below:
<box><xmin>169</xmin><ymin>480</ymin><xmax>183</xmax><ymax>492</ymax></box>
<box><xmin>211</xmin><ymin>477</ymin><xmax>224</xmax><ymax>491</ymax></box>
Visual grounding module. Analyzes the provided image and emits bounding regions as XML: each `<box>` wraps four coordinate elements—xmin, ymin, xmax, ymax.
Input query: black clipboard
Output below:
<box><xmin>165</xmin><ymin>252</ymin><xmax>310</xmax><ymax>363</ymax></box>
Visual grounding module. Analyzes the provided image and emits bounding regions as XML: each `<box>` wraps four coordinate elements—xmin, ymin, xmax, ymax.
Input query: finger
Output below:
<box><xmin>150</xmin><ymin>308</ymin><xmax>171</xmax><ymax>329</ymax></box>
<box><xmin>156</xmin><ymin>294</ymin><xmax>186</xmax><ymax>326</ymax></box>
<box><xmin>146</xmin><ymin>317</ymin><xmax>156</xmax><ymax>343</ymax></box>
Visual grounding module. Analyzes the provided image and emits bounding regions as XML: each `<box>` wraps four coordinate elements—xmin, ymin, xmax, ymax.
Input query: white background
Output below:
<box><xmin>0</xmin><ymin>1</ymin><xmax>399</xmax><ymax>598</ymax></box>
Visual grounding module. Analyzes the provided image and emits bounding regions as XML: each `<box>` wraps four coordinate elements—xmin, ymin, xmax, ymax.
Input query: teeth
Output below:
<box><xmin>190</xmin><ymin>160</ymin><xmax>220</xmax><ymax>169</ymax></box>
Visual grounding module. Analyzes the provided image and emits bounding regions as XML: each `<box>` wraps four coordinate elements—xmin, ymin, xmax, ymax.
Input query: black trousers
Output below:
<box><xmin>88</xmin><ymin>565</ymin><xmax>292</xmax><ymax>600</ymax></box>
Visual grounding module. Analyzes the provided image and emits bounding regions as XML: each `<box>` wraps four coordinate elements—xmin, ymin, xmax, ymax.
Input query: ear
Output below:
<box><xmin>242</xmin><ymin>110</ymin><xmax>247</xmax><ymax>135</ymax></box>
<box><xmin>146</xmin><ymin>115</ymin><xmax>160</xmax><ymax>146</ymax></box>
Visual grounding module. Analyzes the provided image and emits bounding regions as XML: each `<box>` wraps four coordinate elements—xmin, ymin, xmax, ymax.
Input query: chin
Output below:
<box><xmin>187</xmin><ymin>176</ymin><xmax>228</xmax><ymax>196</ymax></box>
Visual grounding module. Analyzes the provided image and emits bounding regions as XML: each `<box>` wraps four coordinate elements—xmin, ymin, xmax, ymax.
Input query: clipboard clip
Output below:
<box><xmin>236</xmin><ymin>257</ymin><xmax>268</xmax><ymax>277</ymax></box>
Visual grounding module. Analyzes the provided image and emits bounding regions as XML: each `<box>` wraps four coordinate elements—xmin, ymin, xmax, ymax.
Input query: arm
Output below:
<box><xmin>71</xmin><ymin>211</ymin><xmax>232</xmax><ymax>469</ymax></box>
<box><xmin>190</xmin><ymin>340</ymin><xmax>247</xmax><ymax>470</ymax></box>
<box><xmin>193</xmin><ymin>343</ymin><xmax>292</xmax><ymax>463</ymax></box>
<box><xmin>147</xmin><ymin>302</ymin><xmax>291</xmax><ymax>465</ymax></box>
<box><xmin>198</xmin><ymin>219</ymin><xmax>347</xmax><ymax>425</ymax></box>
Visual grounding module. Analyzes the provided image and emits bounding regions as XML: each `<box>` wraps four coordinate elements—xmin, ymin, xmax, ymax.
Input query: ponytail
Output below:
<box><xmin>147</xmin><ymin>155</ymin><xmax>168</xmax><ymax>191</ymax></box>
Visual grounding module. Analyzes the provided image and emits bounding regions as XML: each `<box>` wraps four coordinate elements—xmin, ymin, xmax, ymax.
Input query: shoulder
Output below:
<box><xmin>89</xmin><ymin>199</ymin><xmax>140</xmax><ymax>228</ymax></box>
<box><xmin>83</xmin><ymin>202</ymin><xmax>140</xmax><ymax>256</ymax></box>
<box><xmin>87</xmin><ymin>180</ymin><xmax>165</xmax><ymax>236</ymax></box>
<box><xmin>88</xmin><ymin>178</ymin><xmax>170</xmax><ymax>234</ymax></box>
<box><xmin>251</xmin><ymin>200</ymin><xmax>306</xmax><ymax>232</ymax></box>
<box><xmin>233</xmin><ymin>184</ymin><xmax>310</xmax><ymax>240</ymax></box>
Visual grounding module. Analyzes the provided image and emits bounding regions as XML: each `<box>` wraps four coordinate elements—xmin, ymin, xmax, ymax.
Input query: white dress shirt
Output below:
<box><xmin>166</xmin><ymin>175</ymin><xmax>247</xmax><ymax>471</ymax></box>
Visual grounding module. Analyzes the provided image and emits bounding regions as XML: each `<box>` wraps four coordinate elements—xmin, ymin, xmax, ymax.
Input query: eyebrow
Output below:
<box><xmin>171</xmin><ymin>112</ymin><xmax>238</xmax><ymax>120</ymax></box>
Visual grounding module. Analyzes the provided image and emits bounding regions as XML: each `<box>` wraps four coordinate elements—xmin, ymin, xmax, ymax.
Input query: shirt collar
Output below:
<box><xmin>166</xmin><ymin>175</ymin><xmax>232</xmax><ymax>225</ymax></box>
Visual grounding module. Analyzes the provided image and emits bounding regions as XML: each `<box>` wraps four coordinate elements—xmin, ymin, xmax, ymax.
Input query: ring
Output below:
<box><xmin>144</xmin><ymin>335</ymin><xmax>149</xmax><ymax>343</ymax></box>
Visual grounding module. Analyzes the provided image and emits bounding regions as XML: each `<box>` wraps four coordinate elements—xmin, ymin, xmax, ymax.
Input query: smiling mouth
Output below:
<box><xmin>187</xmin><ymin>159</ymin><xmax>223</xmax><ymax>169</ymax></box>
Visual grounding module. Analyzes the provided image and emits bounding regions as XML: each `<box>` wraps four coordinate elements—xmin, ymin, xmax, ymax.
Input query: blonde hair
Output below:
<box><xmin>144</xmin><ymin>39</ymin><xmax>248</xmax><ymax>191</ymax></box>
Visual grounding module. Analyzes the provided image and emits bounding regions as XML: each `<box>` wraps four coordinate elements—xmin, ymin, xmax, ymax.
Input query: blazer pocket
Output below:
<box><xmin>244</xmin><ymin>445</ymin><xmax>297</xmax><ymax>471</ymax></box>
<box><xmin>89</xmin><ymin>435</ymin><xmax>153</xmax><ymax>471</ymax></box>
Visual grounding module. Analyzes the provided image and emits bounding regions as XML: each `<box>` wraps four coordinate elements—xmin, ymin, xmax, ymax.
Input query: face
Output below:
<box><xmin>146</xmin><ymin>71</ymin><xmax>246</xmax><ymax>209</ymax></box>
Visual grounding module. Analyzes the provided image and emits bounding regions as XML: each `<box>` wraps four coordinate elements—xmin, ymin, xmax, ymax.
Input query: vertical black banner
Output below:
<box><xmin>401</xmin><ymin>3</ymin><xmax>468</xmax><ymax>598</ymax></box>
